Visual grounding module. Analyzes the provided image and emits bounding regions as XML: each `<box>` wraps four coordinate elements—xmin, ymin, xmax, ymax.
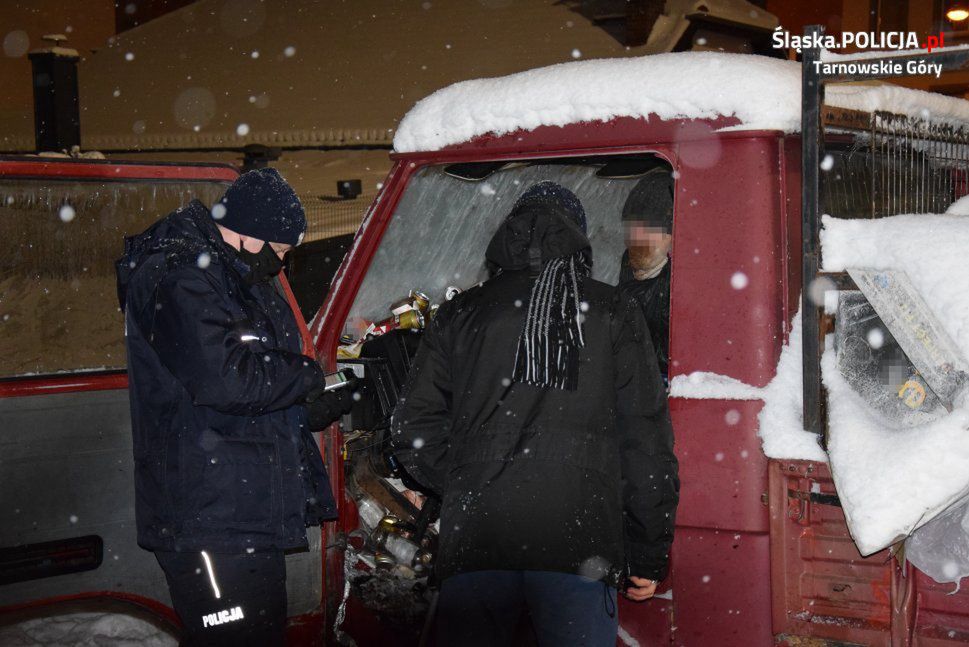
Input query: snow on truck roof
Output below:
<box><xmin>393</xmin><ymin>51</ymin><xmax>969</xmax><ymax>153</ymax></box>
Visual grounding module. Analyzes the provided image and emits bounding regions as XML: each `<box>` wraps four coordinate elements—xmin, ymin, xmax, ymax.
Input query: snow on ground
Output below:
<box><xmin>394</xmin><ymin>51</ymin><xmax>969</xmax><ymax>153</ymax></box>
<box><xmin>821</xmin><ymin>213</ymin><xmax>969</xmax><ymax>555</ymax></box>
<box><xmin>0</xmin><ymin>611</ymin><xmax>176</xmax><ymax>647</ymax></box>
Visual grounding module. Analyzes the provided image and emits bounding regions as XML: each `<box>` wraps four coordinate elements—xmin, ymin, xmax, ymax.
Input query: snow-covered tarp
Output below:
<box><xmin>394</xmin><ymin>51</ymin><xmax>969</xmax><ymax>153</ymax></box>
<box><xmin>821</xmin><ymin>213</ymin><xmax>969</xmax><ymax>557</ymax></box>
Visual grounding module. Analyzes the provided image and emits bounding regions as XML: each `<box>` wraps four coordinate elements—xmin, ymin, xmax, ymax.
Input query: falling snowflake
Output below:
<box><xmin>866</xmin><ymin>328</ymin><xmax>884</xmax><ymax>349</ymax></box>
<box><xmin>197</xmin><ymin>253</ymin><xmax>211</xmax><ymax>269</ymax></box>
<box><xmin>236</xmin><ymin>123</ymin><xmax>250</xmax><ymax>136</ymax></box>
<box><xmin>3</xmin><ymin>31</ymin><xmax>30</xmax><ymax>58</ymax></box>
<box><xmin>942</xmin><ymin>561</ymin><xmax>960</xmax><ymax>579</ymax></box>
<box><xmin>283</xmin><ymin>46</ymin><xmax>296</xmax><ymax>57</ymax></box>
<box><xmin>571</xmin><ymin>48</ymin><xmax>582</xmax><ymax>59</ymax></box>
<box><xmin>58</xmin><ymin>204</ymin><xmax>76</xmax><ymax>223</ymax></box>
<box><xmin>211</xmin><ymin>203</ymin><xmax>226</xmax><ymax>219</ymax></box>
<box><xmin>730</xmin><ymin>272</ymin><xmax>749</xmax><ymax>290</ymax></box>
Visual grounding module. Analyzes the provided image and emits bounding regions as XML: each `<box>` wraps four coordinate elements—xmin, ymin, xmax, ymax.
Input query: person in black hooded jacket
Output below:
<box><xmin>116</xmin><ymin>168</ymin><xmax>350</xmax><ymax>646</ymax></box>
<box><xmin>392</xmin><ymin>182</ymin><xmax>679</xmax><ymax>646</ymax></box>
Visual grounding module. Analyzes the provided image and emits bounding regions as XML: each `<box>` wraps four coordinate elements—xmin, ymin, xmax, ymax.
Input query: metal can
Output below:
<box><xmin>410</xmin><ymin>290</ymin><xmax>431</xmax><ymax>314</ymax></box>
<box><xmin>397</xmin><ymin>309</ymin><xmax>425</xmax><ymax>330</ymax></box>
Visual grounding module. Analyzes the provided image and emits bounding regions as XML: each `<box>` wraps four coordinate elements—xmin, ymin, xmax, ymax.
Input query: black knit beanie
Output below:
<box><xmin>213</xmin><ymin>168</ymin><xmax>307</xmax><ymax>246</ymax></box>
<box><xmin>621</xmin><ymin>169</ymin><xmax>674</xmax><ymax>232</ymax></box>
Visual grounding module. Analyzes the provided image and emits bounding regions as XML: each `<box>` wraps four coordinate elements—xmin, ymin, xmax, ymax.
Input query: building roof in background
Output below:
<box><xmin>0</xmin><ymin>0</ymin><xmax>652</xmax><ymax>152</ymax></box>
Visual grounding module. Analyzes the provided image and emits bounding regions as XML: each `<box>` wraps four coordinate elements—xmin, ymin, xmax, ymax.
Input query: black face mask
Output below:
<box><xmin>237</xmin><ymin>243</ymin><xmax>284</xmax><ymax>285</ymax></box>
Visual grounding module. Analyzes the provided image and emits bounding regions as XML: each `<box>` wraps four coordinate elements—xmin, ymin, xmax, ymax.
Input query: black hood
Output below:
<box><xmin>485</xmin><ymin>186</ymin><xmax>592</xmax><ymax>273</ymax></box>
<box><xmin>116</xmin><ymin>199</ymin><xmax>237</xmax><ymax>310</ymax></box>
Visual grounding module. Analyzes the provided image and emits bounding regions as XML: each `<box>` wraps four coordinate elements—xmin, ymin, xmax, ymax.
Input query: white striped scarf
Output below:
<box><xmin>512</xmin><ymin>252</ymin><xmax>589</xmax><ymax>390</ymax></box>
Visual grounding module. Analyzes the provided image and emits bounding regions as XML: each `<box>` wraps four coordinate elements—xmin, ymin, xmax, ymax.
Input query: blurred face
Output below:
<box><xmin>624</xmin><ymin>221</ymin><xmax>672</xmax><ymax>271</ymax></box>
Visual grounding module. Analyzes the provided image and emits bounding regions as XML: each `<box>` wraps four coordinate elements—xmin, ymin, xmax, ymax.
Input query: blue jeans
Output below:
<box><xmin>436</xmin><ymin>570</ymin><xmax>618</xmax><ymax>647</ymax></box>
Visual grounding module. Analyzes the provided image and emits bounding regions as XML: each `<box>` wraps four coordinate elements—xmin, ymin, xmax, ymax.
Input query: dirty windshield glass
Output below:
<box><xmin>0</xmin><ymin>179</ymin><xmax>229</xmax><ymax>377</ymax></box>
<box><xmin>345</xmin><ymin>163</ymin><xmax>648</xmax><ymax>334</ymax></box>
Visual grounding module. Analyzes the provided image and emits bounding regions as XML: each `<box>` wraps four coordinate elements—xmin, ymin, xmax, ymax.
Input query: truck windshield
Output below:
<box><xmin>0</xmin><ymin>179</ymin><xmax>229</xmax><ymax>378</ymax></box>
<box><xmin>345</xmin><ymin>161</ymin><xmax>654</xmax><ymax>335</ymax></box>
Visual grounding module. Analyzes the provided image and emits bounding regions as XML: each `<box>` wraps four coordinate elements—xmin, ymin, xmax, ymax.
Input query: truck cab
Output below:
<box><xmin>317</xmin><ymin>51</ymin><xmax>969</xmax><ymax>645</ymax></box>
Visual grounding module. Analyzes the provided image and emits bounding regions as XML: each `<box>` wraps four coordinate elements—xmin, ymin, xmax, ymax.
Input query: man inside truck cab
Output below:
<box><xmin>116</xmin><ymin>168</ymin><xmax>351</xmax><ymax>646</ymax></box>
<box><xmin>619</xmin><ymin>168</ymin><xmax>674</xmax><ymax>376</ymax></box>
<box><xmin>392</xmin><ymin>182</ymin><xmax>679</xmax><ymax>646</ymax></box>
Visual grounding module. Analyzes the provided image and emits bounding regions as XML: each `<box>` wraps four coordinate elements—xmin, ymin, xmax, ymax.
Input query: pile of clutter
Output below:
<box><xmin>351</xmin><ymin>498</ymin><xmax>435</xmax><ymax>577</ymax></box>
<box><xmin>338</xmin><ymin>286</ymin><xmax>461</xmax><ymax>359</ymax></box>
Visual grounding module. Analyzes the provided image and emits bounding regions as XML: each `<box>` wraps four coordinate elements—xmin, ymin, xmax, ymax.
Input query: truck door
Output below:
<box><xmin>0</xmin><ymin>161</ymin><xmax>243</xmax><ymax>624</ymax></box>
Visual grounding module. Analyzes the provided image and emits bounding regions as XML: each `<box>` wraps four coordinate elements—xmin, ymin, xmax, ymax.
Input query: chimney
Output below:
<box><xmin>28</xmin><ymin>34</ymin><xmax>80</xmax><ymax>152</ymax></box>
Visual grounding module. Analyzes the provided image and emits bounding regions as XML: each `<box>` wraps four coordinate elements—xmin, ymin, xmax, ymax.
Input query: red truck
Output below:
<box><xmin>4</xmin><ymin>45</ymin><xmax>969</xmax><ymax>646</ymax></box>
<box><xmin>316</xmin><ymin>47</ymin><xmax>969</xmax><ymax>646</ymax></box>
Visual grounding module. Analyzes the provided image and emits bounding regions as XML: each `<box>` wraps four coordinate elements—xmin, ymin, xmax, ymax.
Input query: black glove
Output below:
<box><xmin>305</xmin><ymin>388</ymin><xmax>354</xmax><ymax>430</ymax></box>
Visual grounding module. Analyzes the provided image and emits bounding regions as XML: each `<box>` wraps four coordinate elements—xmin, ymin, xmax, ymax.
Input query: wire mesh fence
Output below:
<box><xmin>300</xmin><ymin>193</ymin><xmax>373</xmax><ymax>242</ymax></box>
<box><xmin>821</xmin><ymin>110</ymin><xmax>969</xmax><ymax>220</ymax></box>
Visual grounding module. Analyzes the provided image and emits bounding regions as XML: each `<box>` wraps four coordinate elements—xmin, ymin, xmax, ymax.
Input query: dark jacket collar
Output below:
<box><xmin>116</xmin><ymin>200</ymin><xmax>244</xmax><ymax>309</ymax></box>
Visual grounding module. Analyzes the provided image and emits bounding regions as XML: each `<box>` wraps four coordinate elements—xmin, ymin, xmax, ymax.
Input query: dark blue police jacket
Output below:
<box><xmin>116</xmin><ymin>200</ymin><xmax>336</xmax><ymax>554</ymax></box>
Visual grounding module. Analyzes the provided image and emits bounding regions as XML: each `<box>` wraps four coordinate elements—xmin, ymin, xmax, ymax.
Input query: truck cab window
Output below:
<box><xmin>343</xmin><ymin>157</ymin><xmax>673</xmax><ymax>339</ymax></box>
<box><xmin>0</xmin><ymin>180</ymin><xmax>227</xmax><ymax>378</ymax></box>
